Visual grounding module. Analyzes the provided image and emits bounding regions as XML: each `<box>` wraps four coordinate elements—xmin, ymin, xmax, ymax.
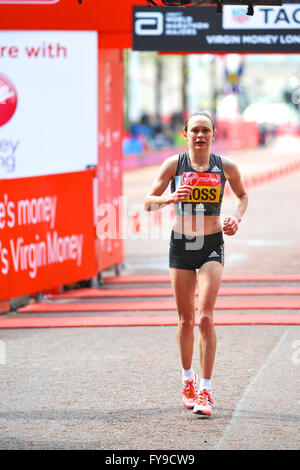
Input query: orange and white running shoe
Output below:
<box><xmin>182</xmin><ymin>372</ymin><xmax>199</xmax><ymax>409</ymax></box>
<box><xmin>192</xmin><ymin>390</ymin><xmax>214</xmax><ymax>416</ymax></box>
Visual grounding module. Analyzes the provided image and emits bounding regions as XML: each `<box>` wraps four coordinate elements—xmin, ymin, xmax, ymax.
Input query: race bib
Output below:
<box><xmin>181</xmin><ymin>172</ymin><xmax>221</xmax><ymax>203</ymax></box>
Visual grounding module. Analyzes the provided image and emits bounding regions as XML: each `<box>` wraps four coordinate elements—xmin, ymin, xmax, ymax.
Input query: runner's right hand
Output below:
<box><xmin>171</xmin><ymin>184</ymin><xmax>193</xmax><ymax>202</ymax></box>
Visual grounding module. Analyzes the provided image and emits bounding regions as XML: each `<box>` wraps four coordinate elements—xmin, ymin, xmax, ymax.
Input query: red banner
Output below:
<box><xmin>96</xmin><ymin>49</ymin><xmax>124</xmax><ymax>272</ymax></box>
<box><xmin>0</xmin><ymin>0</ymin><xmax>142</xmax><ymax>47</ymax></box>
<box><xmin>217</xmin><ymin>119</ymin><xmax>260</xmax><ymax>151</ymax></box>
<box><xmin>0</xmin><ymin>170</ymin><xmax>97</xmax><ymax>300</ymax></box>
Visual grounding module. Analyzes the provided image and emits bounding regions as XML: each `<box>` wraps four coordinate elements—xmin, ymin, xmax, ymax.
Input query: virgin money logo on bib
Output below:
<box><xmin>182</xmin><ymin>172</ymin><xmax>198</xmax><ymax>186</ymax></box>
<box><xmin>0</xmin><ymin>74</ymin><xmax>17</xmax><ymax>127</ymax></box>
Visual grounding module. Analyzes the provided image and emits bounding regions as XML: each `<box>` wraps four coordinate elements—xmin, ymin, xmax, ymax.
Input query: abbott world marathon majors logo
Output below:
<box><xmin>134</xmin><ymin>11</ymin><xmax>164</xmax><ymax>36</ymax></box>
<box><xmin>0</xmin><ymin>74</ymin><xmax>17</xmax><ymax>127</ymax></box>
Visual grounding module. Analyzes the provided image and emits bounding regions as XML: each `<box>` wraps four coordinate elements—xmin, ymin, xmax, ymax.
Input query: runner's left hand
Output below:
<box><xmin>223</xmin><ymin>216</ymin><xmax>240</xmax><ymax>236</ymax></box>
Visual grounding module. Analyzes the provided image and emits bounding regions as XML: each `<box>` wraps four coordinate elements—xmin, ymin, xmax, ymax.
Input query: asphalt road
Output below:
<box><xmin>0</xmin><ymin>136</ymin><xmax>299</xmax><ymax>451</ymax></box>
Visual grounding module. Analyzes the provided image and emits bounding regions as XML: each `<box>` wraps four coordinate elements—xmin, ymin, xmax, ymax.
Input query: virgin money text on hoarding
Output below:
<box><xmin>0</xmin><ymin>170</ymin><xmax>96</xmax><ymax>300</ymax></box>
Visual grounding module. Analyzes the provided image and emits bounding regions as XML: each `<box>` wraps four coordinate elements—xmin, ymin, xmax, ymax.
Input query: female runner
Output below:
<box><xmin>144</xmin><ymin>111</ymin><xmax>248</xmax><ymax>416</ymax></box>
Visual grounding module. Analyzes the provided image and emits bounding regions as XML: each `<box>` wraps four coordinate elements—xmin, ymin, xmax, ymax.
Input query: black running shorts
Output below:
<box><xmin>169</xmin><ymin>231</ymin><xmax>224</xmax><ymax>271</ymax></box>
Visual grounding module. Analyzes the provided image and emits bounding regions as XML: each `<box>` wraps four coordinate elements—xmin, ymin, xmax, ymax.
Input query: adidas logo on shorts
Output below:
<box><xmin>208</xmin><ymin>251</ymin><xmax>219</xmax><ymax>258</ymax></box>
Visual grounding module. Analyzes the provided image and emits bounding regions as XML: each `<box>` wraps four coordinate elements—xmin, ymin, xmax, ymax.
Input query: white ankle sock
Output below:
<box><xmin>200</xmin><ymin>378</ymin><xmax>211</xmax><ymax>391</ymax></box>
<box><xmin>182</xmin><ymin>368</ymin><xmax>194</xmax><ymax>382</ymax></box>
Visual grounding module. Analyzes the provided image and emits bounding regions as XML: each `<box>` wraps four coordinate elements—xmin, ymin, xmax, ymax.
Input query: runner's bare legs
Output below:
<box><xmin>197</xmin><ymin>261</ymin><xmax>223</xmax><ymax>379</ymax></box>
<box><xmin>170</xmin><ymin>268</ymin><xmax>197</xmax><ymax>370</ymax></box>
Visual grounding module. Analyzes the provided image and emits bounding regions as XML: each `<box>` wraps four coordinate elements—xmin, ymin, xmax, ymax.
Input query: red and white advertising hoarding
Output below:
<box><xmin>0</xmin><ymin>30</ymin><xmax>98</xmax><ymax>178</ymax></box>
<box><xmin>96</xmin><ymin>49</ymin><xmax>124</xmax><ymax>272</ymax></box>
<box><xmin>0</xmin><ymin>170</ymin><xmax>97</xmax><ymax>301</ymax></box>
<box><xmin>0</xmin><ymin>24</ymin><xmax>125</xmax><ymax>302</ymax></box>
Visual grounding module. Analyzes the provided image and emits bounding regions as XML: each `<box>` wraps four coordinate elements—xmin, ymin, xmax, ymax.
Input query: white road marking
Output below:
<box><xmin>215</xmin><ymin>326</ymin><xmax>292</xmax><ymax>450</ymax></box>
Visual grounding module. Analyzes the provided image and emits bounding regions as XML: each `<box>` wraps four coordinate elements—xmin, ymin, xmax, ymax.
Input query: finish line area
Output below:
<box><xmin>0</xmin><ymin>272</ymin><xmax>298</xmax><ymax>328</ymax></box>
<box><xmin>1</xmin><ymin>139</ymin><xmax>300</xmax><ymax>330</ymax></box>
<box><xmin>0</xmin><ymin>108</ymin><xmax>299</xmax><ymax>456</ymax></box>
<box><xmin>0</xmin><ymin>0</ymin><xmax>299</xmax><ymax>452</ymax></box>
